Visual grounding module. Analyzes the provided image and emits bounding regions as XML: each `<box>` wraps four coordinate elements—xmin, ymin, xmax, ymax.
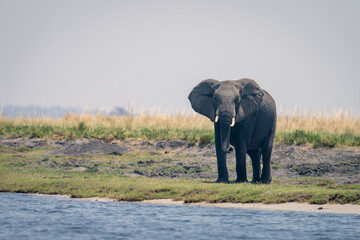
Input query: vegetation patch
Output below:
<box><xmin>275</xmin><ymin>130</ymin><xmax>360</xmax><ymax>147</ymax></box>
<box><xmin>1</xmin><ymin>114</ymin><xmax>359</xmax><ymax>147</ymax></box>
<box><xmin>1</xmin><ymin>168</ymin><xmax>356</xmax><ymax>205</ymax></box>
<box><xmin>0</xmin><ymin>144</ymin><xmax>359</xmax><ymax>205</ymax></box>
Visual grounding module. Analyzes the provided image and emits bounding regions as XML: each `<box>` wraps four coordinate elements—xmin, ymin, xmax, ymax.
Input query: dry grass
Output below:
<box><xmin>0</xmin><ymin>113</ymin><xmax>212</xmax><ymax>131</ymax></box>
<box><xmin>62</xmin><ymin>113</ymin><xmax>213</xmax><ymax>130</ymax></box>
<box><xmin>277</xmin><ymin>109</ymin><xmax>360</xmax><ymax>135</ymax></box>
<box><xmin>0</xmin><ymin>113</ymin><xmax>213</xmax><ymax>143</ymax></box>
<box><xmin>1</xmin><ymin>109</ymin><xmax>359</xmax><ymax>146</ymax></box>
<box><xmin>4</xmin><ymin>109</ymin><xmax>359</xmax><ymax>133</ymax></box>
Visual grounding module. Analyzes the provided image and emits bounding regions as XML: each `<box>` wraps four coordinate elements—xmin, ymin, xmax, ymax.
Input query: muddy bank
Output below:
<box><xmin>142</xmin><ymin>199</ymin><xmax>360</xmax><ymax>215</ymax></box>
<box><xmin>28</xmin><ymin>194</ymin><xmax>360</xmax><ymax>214</ymax></box>
<box><xmin>51</xmin><ymin>138</ymin><xmax>129</xmax><ymax>156</ymax></box>
<box><xmin>1</xmin><ymin>138</ymin><xmax>359</xmax><ymax>184</ymax></box>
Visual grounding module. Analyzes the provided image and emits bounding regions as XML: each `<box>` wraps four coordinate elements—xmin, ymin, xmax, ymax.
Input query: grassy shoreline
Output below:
<box><xmin>1</xmin><ymin>167</ymin><xmax>359</xmax><ymax>205</ymax></box>
<box><xmin>0</xmin><ymin>141</ymin><xmax>359</xmax><ymax>205</ymax></box>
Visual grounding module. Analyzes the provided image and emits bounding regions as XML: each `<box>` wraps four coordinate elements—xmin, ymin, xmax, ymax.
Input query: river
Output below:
<box><xmin>0</xmin><ymin>192</ymin><xmax>359</xmax><ymax>239</ymax></box>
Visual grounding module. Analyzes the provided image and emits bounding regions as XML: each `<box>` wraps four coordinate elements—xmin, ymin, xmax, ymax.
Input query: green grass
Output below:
<box><xmin>0</xmin><ymin>146</ymin><xmax>359</xmax><ymax>205</ymax></box>
<box><xmin>1</xmin><ymin>166</ymin><xmax>359</xmax><ymax>204</ymax></box>
<box><xmin>275</xmin><ymin>130</ymin><xmax>360</xmax><ymax>147</ymax></box>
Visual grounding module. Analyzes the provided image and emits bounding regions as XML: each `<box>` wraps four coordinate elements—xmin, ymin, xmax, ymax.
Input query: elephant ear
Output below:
<box><xmin>235</xmin><ymin>78</ymin><xmax>264</xmax><ymax>123</ymax></box>
<box><xmin>188</xmin><ymin>79</ymin><xmax>218</xmax><ymax>122</ymax></box>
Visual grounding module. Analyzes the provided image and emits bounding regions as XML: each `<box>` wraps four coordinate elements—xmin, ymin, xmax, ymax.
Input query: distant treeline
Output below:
<box><xmin>0</xmin><ymin>105</ymin><xmax>127</xmax><ymax>118</ymax></box>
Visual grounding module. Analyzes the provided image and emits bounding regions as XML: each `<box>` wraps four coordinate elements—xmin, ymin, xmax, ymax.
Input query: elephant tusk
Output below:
<box><xmin>215</xmin><ymin>115</ymin><xmax>219</xmax><ymax>123</ymax></box>
<box><xmin>230</xmin><ymin>117</ymin><xmax>235</xmax><ymax>127</ymax></box>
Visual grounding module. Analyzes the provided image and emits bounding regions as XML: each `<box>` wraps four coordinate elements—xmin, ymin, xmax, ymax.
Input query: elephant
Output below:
<box><xmin>188</xmin><ymin>78</ymin><xmax>276</xmax><ymax>183</ymax></box>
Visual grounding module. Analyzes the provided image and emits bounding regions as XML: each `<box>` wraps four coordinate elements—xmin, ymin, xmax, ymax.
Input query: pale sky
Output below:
<box><xmin>1</xmin><ymin>0</ymin><xmax>359</xmax><ymax>113</ymax></box>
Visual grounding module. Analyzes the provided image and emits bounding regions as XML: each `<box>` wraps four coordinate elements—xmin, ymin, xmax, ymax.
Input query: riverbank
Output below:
<box><xmin>29</xmin><ymin>194</ymin><xmax>360</xmax><ymax>215</ymax></box>
<box><xmin>1</xmin><ymin>137</ymin><xmax>359</xmax><ymax>184</ymax></box>
<box><xmin>142</xmin><ymin>199</ymin><xmax>360</xmax><ymax>215</ymax></box>
<box><xmin>1</xmin><ymin>137</ymin><xmax>359</xmax><ymax>206</ymax></box>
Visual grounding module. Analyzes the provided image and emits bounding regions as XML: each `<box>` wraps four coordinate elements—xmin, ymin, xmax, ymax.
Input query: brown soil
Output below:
<box><xmin>1</xmin><ymin>138</ymin><xmax>359</xmax><ymax>184</ymax></box>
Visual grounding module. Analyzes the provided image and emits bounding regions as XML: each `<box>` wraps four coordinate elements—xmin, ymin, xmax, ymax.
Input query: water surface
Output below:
<box><xmin>0</xmin><ymin>193</ymin><xmax>359</xmax><ymax>239</ymax></box>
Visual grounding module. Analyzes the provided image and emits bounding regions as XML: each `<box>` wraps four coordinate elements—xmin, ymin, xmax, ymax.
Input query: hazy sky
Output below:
<box><xmin>1</xmin><ymin>0</ymin><xmax>359</xmax><ymax>113</ymax></box>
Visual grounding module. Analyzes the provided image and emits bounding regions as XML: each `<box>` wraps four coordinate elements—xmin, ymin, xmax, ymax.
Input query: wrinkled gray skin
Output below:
<box><xmin>188</xmin><ymin>78</ymin><xmax>276</xmax><ymax>183</ymax></box>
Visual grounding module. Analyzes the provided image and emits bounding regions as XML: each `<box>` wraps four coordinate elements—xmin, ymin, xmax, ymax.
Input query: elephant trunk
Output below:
<box><xmin>216</xmin><ymin>105</ymin><xmax>235</xmax><ymax>152</ymax></box>
<box><xmin>220</xmin><ymin>123</ymin><xmax>231</xmax><ymax>153</ymax></box>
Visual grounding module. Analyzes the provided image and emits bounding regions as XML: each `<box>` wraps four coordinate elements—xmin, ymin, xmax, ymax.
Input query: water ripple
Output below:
<box><xmin>0</xmin><ymin>193</ymin><xmax>359</xmax><ymax>240</ymax></box>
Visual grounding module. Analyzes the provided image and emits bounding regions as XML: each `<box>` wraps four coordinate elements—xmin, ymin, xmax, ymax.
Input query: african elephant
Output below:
<box><xmin>188</xmin><ymin>78</ymin><xmax>276</xmax><ymax>183</ymax></box>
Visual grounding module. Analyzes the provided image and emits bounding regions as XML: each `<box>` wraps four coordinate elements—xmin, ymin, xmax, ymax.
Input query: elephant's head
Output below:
<box><xmin>188</xmin><ymin>78</ymin><xmax>263</xmax><ymax>152</ymax></box>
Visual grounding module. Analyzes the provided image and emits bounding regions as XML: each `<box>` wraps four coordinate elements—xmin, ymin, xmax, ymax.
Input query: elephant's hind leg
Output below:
<box><xmin>247</xmin><ymin>149</ymin><xmax>261</xmax><ymax>183</ymax></box>
<box><xmin>260</xmin><ymin>119</ymin><xmax>276</xmax><ymax>184</ymax></box>
<box><xmin>260</xmin><ymin>146</ymin><xmax>273</xmax><ymax>184</ymax></box>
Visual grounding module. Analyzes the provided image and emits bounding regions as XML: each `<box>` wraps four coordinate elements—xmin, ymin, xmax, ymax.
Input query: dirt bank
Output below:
<box><xmin>29</xmin><ymin>194</ymin><xmax>360</xmax><ymax>214</ymax></box>
<box><xmin>142</xmin><ymin>199</ymin><xmax>360</xmax><ymax>215</ymax></box>
<box><xmin>1</xmin><ymin>138</ymin><xmax>359</xmax><ymax>184</ymax></box>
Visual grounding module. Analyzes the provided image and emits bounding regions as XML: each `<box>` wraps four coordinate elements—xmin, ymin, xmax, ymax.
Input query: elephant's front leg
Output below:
<box><xmin>214</xmin><ymin>123</ymin><xmax>229</xmax><ymax>183</ymax></box>
<box><xmin>235</xmin><ymin>146</ymin><xmax>248</xmax><ymax>183</ymax></box>
<box><xmin>215</xmin><ymin>147</ymin><xmax>228</xmax><ymax>183</ymax></box>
